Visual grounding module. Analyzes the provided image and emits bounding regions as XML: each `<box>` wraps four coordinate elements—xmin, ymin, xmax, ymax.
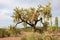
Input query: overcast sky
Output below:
<box><xmin>0</xmin><ymin>0</ymin><xmax>60</xmax><ymax>28</ymax></box>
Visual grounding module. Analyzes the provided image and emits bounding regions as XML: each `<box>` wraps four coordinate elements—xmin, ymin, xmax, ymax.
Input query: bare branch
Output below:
<box><xmin>15</xmin><ymin>21</ymin><xmax>23</xmax><ymax>27</ymax></box>
<box><xmin>21</xmin><ymin>17</ymin><xmax>33</xmax><ymax>26</ymax></box>
<box><xmin>35</xmin><ymin>17</ymin><xmax>44</xmax><ymax>25</ymax></box>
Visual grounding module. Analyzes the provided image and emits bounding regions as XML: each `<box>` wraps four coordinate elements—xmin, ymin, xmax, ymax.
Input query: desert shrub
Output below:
<box><xmin>47</xmin><ymin>27</ymin><xmax>60</xmax><ymax>33</ymax></box>
<box><xmin>20</xmin><ymin>27</ymin><xmax>33</xmax><ymax>32</ymax></box>
<box><xmin>0</xmin><ymin>29</ymin><xmax>10</xmax><ymax>37</ymax></box>
<box><xmin>47</xmin><ymin>27</ymin><xmax>57</xmax><ymax>32</ymax></box>
<box><xmin>21</xmin><ymin>32</ymin><xmax>42</xmax><ymax>40</ymax></box>
<box><xmin>52</xmin><ymin>27</ymin><xmax>57</xmax><ymax>31</ymax></box>
<box><xmin>42</xmin><ymin>32</ymin><xmax>52</xmax><ymax>40</ymax></box>
<box><xmin>43</xmin><ymin>22</ymin><xmax>49</xmax><ymax>31</ymax></box>
<box><xmin>0</xmin><ymin>27</ymin><xmax>21</xmax><ymax>37</ymax></box>
<box><xmin>52</xmin><ymin>37</ymin><xmax>60</xmax><ymax>40</ymax></box>
<box><xmin>7</xmin><ymin>27</ymin><xmax>21</xmax><ymax>37</ymax></box>
<box><xmin>21</xmin><ymin>35</ymin><xmax>27</xmax><ymax>40</ymax></box>
<box><xmin>58</xmin><ymin>28</ymin><xmax>60</xmax><ymax>32</ymax></box>
<box><xmin>21</xmin><ymin>31</ymin><xmax>60</xmax><ymax>40</ymax></box>
<box><xmin>0</xmin><ymin>29</ymin><xmax>6</xmax><ymax>37</ymax></box>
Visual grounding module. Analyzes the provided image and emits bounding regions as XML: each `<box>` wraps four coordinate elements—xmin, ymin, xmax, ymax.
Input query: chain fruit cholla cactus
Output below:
<box><xmin>12</xmin><ymin>2</ymin><xmax>52</xmax><ymax>32</ymax></box>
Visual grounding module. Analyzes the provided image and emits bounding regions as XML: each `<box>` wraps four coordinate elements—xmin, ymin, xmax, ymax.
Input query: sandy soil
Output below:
<box><xmin>0</xmin><ymin>37</ymin><xmax>21</xmax><ymax>40</ymax></box>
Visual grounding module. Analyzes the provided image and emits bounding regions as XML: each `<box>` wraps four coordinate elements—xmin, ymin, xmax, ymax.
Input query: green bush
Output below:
<box><xmin>47</xmin><ymin>27</ymin><xmax>60</xmax><ymax>33</ymax></box>
<box><xmin>21</xmin><ymin>32</ymin><xmax>55</xmax><ymax>40</ymax></box>
<box><xmin>20</xmin><ymin>27</ymin><xmax>33</xmax><ymax>32</ymax></box>
<box><xmin>0</xmin><ymin>29</ymin><xmax>10</xmax><ymax>37</ymax></box>
<box><xmin>7</xmin><ymin>27</ymin><xmax>21</xmax><ymax>37</ymax></box>
<box><xmin>0</xmin><ymin>27</ymin><xmax>21</xmax><ymax>37</ymax></box>
<box><xmin>21</xmin><ymin>32</ymin><xmax>42</xmax><ymax>40</ymax></box>
<box><xmin>42</xmin><ymin>32</ymin><xmax>52</xmax><ymax>40</ymax></box>
<box><xmin>52</xmin><ymin>37</ymin><xmax>60</xmax><ymax>40</ymax></box>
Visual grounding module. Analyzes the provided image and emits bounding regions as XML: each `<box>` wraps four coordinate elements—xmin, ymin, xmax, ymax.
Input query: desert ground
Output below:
<box><xmin>0</xmin><ymin>32</ymin><xmax>31</xmax><ymax>40</ymax></box>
